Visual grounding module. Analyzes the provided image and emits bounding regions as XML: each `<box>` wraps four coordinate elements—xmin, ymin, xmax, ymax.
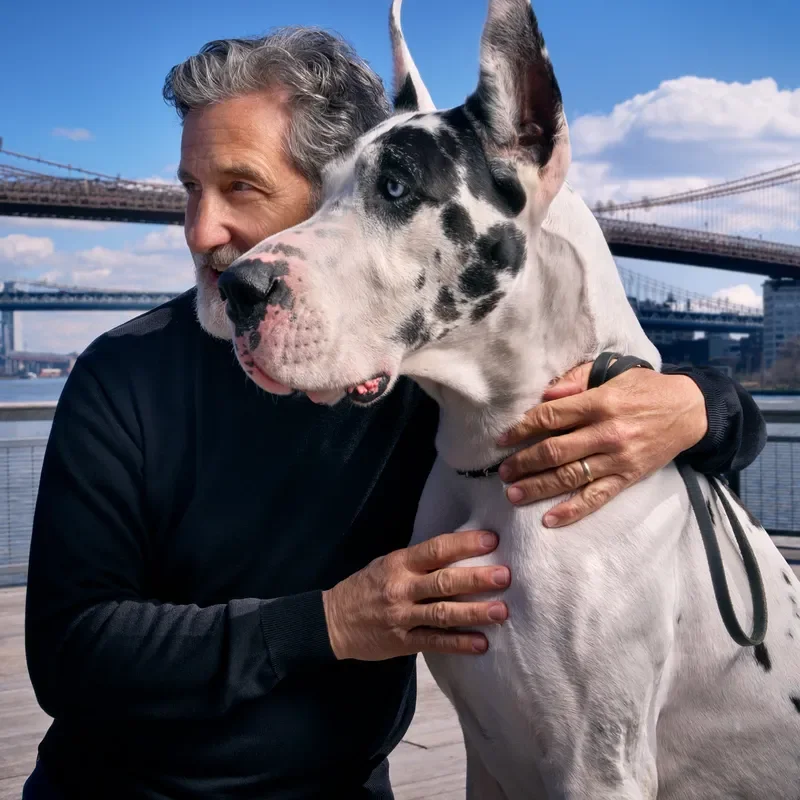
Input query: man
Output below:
<box><xmin>24</xmin><ymin>27</ymin><xmax>765</xmax><ymax>800</ymax></box>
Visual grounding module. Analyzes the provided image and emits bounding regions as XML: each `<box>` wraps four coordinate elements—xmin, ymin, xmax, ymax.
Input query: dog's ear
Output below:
<box><xmin>467</xmin><ymin>0</ymin><xmax>569</xmax><ymax>178</ymax></box>
<box><xmin>390</xmin><ymin>0</ymin><xmax>436</xmax><ymax>113</ymax></box>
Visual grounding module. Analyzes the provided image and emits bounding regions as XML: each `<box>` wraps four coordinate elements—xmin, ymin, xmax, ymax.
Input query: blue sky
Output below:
<box><xmin>2</xmin><ymin>0</ymin><xmax>799</xmax><ymax>351</ymax></box>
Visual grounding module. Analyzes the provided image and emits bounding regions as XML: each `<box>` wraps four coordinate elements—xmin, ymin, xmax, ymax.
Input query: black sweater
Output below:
<box><xmin>25</xmin><ymin>290</ymin><xmax>765</xmax><ymax>799</ymax></box>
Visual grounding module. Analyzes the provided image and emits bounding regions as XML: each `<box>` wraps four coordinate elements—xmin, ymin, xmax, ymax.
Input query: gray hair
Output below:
<box><xmin>163</xmin><ymin>27</ymin><xmax>391</xmax><ymax>197</ymax></box>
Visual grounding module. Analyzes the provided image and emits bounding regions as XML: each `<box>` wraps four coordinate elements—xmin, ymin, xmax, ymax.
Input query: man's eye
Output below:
<box><xmin>231</xmin><ymin>181</ymin><xmax>255</xmax><ymax>192</ymax></box>
<box><xmin>182</xmin><ymin>182</ymin><xmax>199</xmax><ymax>194</ymax></box>
<box><xmin>382</xmin><ymin>178</ymin><xmax>408</xmax><ymax>200</ymax></box>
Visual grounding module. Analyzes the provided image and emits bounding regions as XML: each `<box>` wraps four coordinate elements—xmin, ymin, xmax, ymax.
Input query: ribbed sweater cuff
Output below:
<box><xmin>259</xmin><ymin>590</ymin><xmax>336</xmax><ymax>682</ymax></box>
<box><xmin>665</xmin><ymin>364</ymin><xmax>738</xmax><ymax>472</ymax></box>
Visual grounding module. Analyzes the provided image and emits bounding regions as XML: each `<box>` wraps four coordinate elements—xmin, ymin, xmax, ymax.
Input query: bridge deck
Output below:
<box><xmin>0</xmin><ymin>586</ymin><xmax>466</xmax><ymax>800</ymax></box>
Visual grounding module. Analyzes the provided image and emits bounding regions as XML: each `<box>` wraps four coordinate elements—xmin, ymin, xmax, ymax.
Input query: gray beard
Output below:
<box><xmin>192</xmin><ymin>245</ymin><xmax>244</xmax><ymax>340</ymax></box>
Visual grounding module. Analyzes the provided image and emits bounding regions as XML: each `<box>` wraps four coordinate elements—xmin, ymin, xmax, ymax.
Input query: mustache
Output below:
<box><xmin>192</xmin><ymin>245</ymin><xmax>245</xmax><ymax>271</ymax></box>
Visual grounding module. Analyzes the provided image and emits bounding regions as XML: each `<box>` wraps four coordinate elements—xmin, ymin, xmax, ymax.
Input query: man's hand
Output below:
<box><xmin>322</xmin><ymin>531</ymin><xmax>510</xmax><ymax>660</ymax></box>
<box><xmin>496</xmin><ymin>362</ymin><xmax>708</xmax><ymax>527</ymax></box>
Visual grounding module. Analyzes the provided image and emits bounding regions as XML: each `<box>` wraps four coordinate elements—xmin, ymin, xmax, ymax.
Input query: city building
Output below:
<box><xmin>763</xmin><ymin>278</ymin><xmax>800</xmax><ymax>368</ymax></box>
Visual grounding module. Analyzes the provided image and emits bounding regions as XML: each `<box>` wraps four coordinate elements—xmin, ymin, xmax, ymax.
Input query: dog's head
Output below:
<box><xmin>219</xmin><ymin>0</ymin><xmax>570</xmax><ymax>405</ymax></box>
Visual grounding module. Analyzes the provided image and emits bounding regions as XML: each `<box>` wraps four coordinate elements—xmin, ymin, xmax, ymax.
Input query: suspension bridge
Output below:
<box><xmin>1</xmin><ymin>146</ymin><xmax>799</xmax><ymax>278</ymax></box>
<box><xmin>0</xmin><ymin>265</ymin><xmax>764</xmax><ymax>334</ymax></box>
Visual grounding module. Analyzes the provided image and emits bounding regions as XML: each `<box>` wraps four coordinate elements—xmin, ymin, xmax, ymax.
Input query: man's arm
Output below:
<box><xmin>494</xmin><ymin>362</ymin><xmax>766</xmax><ymax>527</ymax></box>
<box><xmin>26</xmin><ymin>359</ymin><xmax>508</xmax><ymax>723</ymax></box>
<box><xmin>25</xmin><ymin>360</ymin><xmax>338</xmax><ymax>721</ymax></box>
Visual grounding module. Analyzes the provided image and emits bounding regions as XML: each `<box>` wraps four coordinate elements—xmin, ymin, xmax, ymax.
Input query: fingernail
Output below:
<box><xmin>480</xmin><ymin>533</ymin><xmax>498</xmax><ymax>548</ymax></box>
<box><xmin>543</xmin><ymin>513</ymin><xmax>559</xmax><ymax>528</ymax></box>
<box><xmin>507</xmin><ymin>486</ymin><xmax>524</xmax><ymax>503</ymax></box>
<box><xmin>493</xmin><ymin>567</ymin><xmax>510</xmax><ymax>586</ymax></box>
<box><xmin>488</xmin><ymin>603</ymin><xmax>506</xmax><ymax>621</ymax></box>
<box><xmin>498</xmin><ymin>464</ymin><xmax>512</xmax><ymax>481</ymax></box>
<box><xmin>473</xmin><ymin>639</ymin><xmax>488</xmax><ymax>653</ymax></box>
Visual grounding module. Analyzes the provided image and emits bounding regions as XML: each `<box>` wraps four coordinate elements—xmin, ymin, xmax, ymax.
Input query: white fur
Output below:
<box><xmin>223</xmin><ymin>2</ymin><xmax>800</xmax><ymax>794</ymax></box>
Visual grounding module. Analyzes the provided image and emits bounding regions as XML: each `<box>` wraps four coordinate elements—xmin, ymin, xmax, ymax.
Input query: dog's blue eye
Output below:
<box><xmin>383</xmin><ymin>178</ymin><xmax>407</xmax><ymax>199</ymax></box>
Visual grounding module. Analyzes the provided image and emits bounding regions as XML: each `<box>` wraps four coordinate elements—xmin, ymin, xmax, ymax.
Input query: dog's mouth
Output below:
<box><xmin>243</xmin><ymin>357</ymin><xmax>392</xmax><ymax>407</ymax></box>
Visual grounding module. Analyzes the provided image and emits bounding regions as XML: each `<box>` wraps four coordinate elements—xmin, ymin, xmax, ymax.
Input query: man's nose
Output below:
<box><xmin>218</xmin><ymin>261</ymin><xmax>293</xmax><ymax>330</ymax></box>
<box><xmin>185</xmin><ymin>194</ymin><xmax>232</xmax><ymax>253</ymax></box>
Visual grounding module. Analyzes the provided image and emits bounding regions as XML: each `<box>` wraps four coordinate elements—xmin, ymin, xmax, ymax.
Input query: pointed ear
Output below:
<box><xmin>466</xmin><ymin>0</ymin><xmax>569</xmax><ymax>178</ymax></box>
<box><xmin>390</xmin><ymin>0</ymin><xmax>436</xmax><ymax>113</ymax></box>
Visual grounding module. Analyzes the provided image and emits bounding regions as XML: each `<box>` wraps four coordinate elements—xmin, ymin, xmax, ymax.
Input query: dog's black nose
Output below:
<box><xmin>218</xmin><ymin>259</ymin><xmax>293</xmax><ymax>331</ymax></box>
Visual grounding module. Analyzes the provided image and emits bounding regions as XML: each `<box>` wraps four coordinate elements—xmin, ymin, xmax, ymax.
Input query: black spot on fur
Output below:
<box><xmin>791</xmin><ymin>697</ymin><xmax>800</xmax><ymax>713</ymax></box>
<box><xmin>434</xmin><ymin>250</ymin><xmax>442</xmax><ymax>263</ymax></box>
<box><xmin>439</xmin><ymin>108</ymin><xmax>526</xmax><ymax>217</ymax></box>
<box><xmin>785</xmin><ymin>571</ymin><xmax>793</xmax><ymax>586</ymax></box>
<box><xmin>396</xmin><ymin>309</ymin><xmax>431</xmax><ymax>348</ymax></box>
<box><xmin>459</xmin><ymin>261</ymin><xmax>499</xmax><ymax>299</ymax></box>
<box><xmin>365</xmin><ymin>126</ymin><xmax>459</xmax><ymax>227</ymax></box>
<box><xmin>416</xmin><ymin>272</ymin><xmax>426</xmax><ymax>290</ymax></box>
<box><xmin>442</xmin><ymin>203</ymin><xmax>476</xmax><ymax>245</ymax></box>
<box><xmin>435</xmin><ymin>286</ymin><xmax>460</xmax><ymax>322</ymax></box>
<box><xmin>754</xmin><ymin>643</ymin><xmax>772</xmax><ymax>672</ymax></box>
<box><xmin>476</xmin><ymin>224</ymin><xmax>527</xmax><ymax>275</ymax></box>
<box><xmin>470</xmin><ymin>291</ymin><xmax>504</xmax><ymax>322</ymax></box>
<box><xmin>248</xmin><ymin>330</ymin><xmax>261</xmax><ymax>352</ymax></box>
<box><xmin>706</xmin><ymin>498</ymin><xmax>715</xmax><ymax>523</ymax></box>
<box><xmin>436</xmin><ymin>128</ymin><xmax>462</xmax><ymax>161</ymax></box>
<box><xmin>676</xmin><ymin>613</ymin><xmax>683</xmax><ymax>625</ymax></box>
<box><xmin>394</xmin><ymin>74</ymin><xmax>419</xmax><ymax>112</ymax></box>
<box><xmin>271</xmin><ymin>243</ymin><xmax>306</xmax><ymax>259</ymax></box>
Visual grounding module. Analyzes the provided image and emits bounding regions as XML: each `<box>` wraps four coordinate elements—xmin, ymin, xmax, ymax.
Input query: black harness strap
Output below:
<box><xmin>587</xmin><ymin>352</ymin><xmax>768</xmax><ymax>647</ymax></box>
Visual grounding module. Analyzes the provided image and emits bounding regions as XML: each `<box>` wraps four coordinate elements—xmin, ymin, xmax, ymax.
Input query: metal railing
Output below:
<box><xmin>0</xmin><ymin>404</ymin><xmax>797</xmax><ymax>586</ymax></box>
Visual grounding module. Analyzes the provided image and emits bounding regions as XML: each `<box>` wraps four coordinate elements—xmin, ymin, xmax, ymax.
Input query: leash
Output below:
<box><xmin>587</xmin><ymin>352</ymin><xmax>768</xmax><ymax>648</ymax></box>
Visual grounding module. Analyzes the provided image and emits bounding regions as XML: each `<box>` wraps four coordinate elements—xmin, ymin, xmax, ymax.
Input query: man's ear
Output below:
<box><xmin>465</xmin><ymin>0</ymin><xmax>569</xmax><ymax>180</ymax></box>
<box><xmin>390</xmin><ymin>0</ymin><xmax>436</xmax><ymax>113</ymax></box>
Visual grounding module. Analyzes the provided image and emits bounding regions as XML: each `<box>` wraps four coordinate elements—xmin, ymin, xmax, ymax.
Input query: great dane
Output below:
<box><xmin>218</xmin><ymin>0</ymin><xmax>800</xmax><ymax>795</ymax></box>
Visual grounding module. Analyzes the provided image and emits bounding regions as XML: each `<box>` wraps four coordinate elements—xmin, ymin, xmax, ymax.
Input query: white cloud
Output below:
<box><xmin>0</xmin><ymin>234</ymin><xmax>55</xmax><ymax>265</ymax></box>
<box><xmin>571</xmin><ymin>77</ymin><xmax>800</xmax><ymax>157</ymax></box>
<box><xmin>566</xmin><ymin>75</ymin><xmax>800</xmax><ymax>243</ymax></box>
<box><xmin>712</xmin><ymin>284</ymin><xmax>763</xmax><ymax>310</ymax></box>
<box><xmin>136</xmin><ymin>227</ymin><xmax>186</xmax><ymax>252</ymax></box>
<box><xmin>51</xmin><ymin>127</ymin><xmax>94</xmax><ymax>142</ymax></box>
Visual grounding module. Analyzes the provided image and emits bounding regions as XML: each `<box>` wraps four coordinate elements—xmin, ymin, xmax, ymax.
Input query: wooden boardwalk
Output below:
<box><xmin>0</xmin><ymin>586</ymin><xmax>466</xmax><ymax>800</ymax></box>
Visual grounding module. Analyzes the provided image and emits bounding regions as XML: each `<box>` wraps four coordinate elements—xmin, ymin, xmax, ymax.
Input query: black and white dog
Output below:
<box><xmin>219</xmin><ymin>1</ymin><xmax>800</xmax><ymax>796</ymax></box>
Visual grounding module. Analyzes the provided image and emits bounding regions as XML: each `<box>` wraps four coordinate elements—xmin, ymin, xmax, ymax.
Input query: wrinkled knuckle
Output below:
<box><xmin>381</xmin><ymin>579</ymin><xmax>406</xmax><ymax>607</ymax></box>
<box><xmin>541</xmin><ymin>438</ymin><xmax>561</xmax><ymax>466</ymax></box>
<box><xmin>559</xmin><ymin>462</ymin><xmax>583</xmax><ymax>489</ymax></box>
<box><xmin>539</xmin><ymin>404</ymin><xmax>559</xmax><ymax>430</ymax></box>
<box><xmin>385</xmin><ymin>604</ymin><xmax>407</xmax><ymax>629</ymax></box>
<box><xmin>426</xmin><ymin>536</ymin><xmax>447</xmax><ymax>565</ymax></box>
<box><xmin>431</xmin><ymin>602</ymin><xmax>450</xmax><ymax>628</ymax></box>
<box><xmin>433</xmin><ymin>569</ymin><xmax>455</xmax><ymax>597</ymax></box>
<box><xmin>429</xmin><ymin>633</ymin><xmax>448</xmax><ymax>652</ymax></box>
<box><xmin>586</xmin><ymin>484</ymin><xmax>611</xmax><ymax>506</ymax></box>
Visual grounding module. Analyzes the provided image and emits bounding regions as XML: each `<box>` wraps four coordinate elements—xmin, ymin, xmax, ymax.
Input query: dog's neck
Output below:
<box><xmin>402</xmin><ymin>186</ymin><xmax>661</xmax><ymax>472</ymax></box>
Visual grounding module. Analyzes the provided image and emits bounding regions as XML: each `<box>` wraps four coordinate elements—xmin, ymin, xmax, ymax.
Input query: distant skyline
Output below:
<box><xmin>2</xmin><ymin>0</ymin><xmax>799</xmax><ymax>353</ymax></box>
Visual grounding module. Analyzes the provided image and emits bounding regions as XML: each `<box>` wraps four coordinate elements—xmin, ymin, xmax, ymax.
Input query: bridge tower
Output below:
<box><xmin>0</xmin><ymin>282</ymin><xmax>24</xmax><ymax>375</ymax></box>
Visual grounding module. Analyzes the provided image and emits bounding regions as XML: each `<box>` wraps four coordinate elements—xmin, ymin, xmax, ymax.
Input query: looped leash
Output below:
<box><xmin>588</xmin><ymin>352</ymin><xmax>768</xmax><ymax>648</ymax></box>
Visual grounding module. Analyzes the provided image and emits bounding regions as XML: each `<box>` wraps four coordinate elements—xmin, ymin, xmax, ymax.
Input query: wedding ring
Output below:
<box><xmin>580</xmin><ymin>458</ymin><xmax>594</xmax><ymax>483</ymax></box>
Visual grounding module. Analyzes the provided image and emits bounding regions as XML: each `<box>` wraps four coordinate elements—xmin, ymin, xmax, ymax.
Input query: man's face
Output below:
<box><xmin>179</xmin><ymin>92</ymin><xmax>313</xmax><ymax>339</ymax></box>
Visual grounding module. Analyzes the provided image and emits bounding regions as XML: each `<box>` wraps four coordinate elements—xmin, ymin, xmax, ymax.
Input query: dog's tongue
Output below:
<box><xmin>347</xmin><ymin>374</ymin><xmax>390</xmax><ymax>405</ymax></box>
